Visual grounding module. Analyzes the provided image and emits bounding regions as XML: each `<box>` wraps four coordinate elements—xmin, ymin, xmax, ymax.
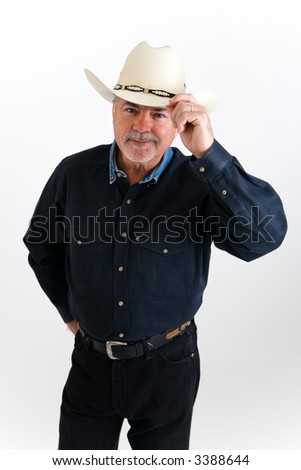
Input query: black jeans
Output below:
<box><xmin>58</xmin><ymin>322</ymin><xmax>200</xmax><ymax>450</ymax></box>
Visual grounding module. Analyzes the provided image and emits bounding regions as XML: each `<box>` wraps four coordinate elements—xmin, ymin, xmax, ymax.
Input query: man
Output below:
<box><xmin>23</xmin><ymin>41</ymin><xmax>287</xmax><ymax>450</ymax></box>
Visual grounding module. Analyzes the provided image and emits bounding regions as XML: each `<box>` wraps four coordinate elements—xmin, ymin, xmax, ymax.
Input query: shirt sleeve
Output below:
<box><xmin>23</xmin><ymin>162</ymin><xmax>73</xmax><ymax>323</ymax></box>
<box><xmin>191</xmin><ymin>140</ymin><xmax>287</xmax><ymax>261</ymax></box>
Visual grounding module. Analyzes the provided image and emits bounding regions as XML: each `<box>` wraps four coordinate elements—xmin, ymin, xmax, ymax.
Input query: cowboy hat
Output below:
<box><xmin>84</xmin><ymin>41</ymin><xmax>219</xmax><ymax>112</ymax></box>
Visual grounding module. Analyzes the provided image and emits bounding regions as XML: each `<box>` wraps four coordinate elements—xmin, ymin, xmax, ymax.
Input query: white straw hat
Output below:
<box><xmin>84</xmin><ymin>41</ymin><xmax>219</xmax><ymax>112</ymax></box>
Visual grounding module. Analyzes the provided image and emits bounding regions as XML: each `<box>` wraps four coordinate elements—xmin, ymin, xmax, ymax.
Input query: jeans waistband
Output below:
<box><xmin>78</xmin><ymin>321</ymin><xmax>192</xmax><ymax>360</ymax></box>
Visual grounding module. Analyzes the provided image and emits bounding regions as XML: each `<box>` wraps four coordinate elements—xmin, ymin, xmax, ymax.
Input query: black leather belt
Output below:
<box><xmin>79</xmin><ymin>321</ymin><xmax>192</xmax><ymax>360</ymax></box>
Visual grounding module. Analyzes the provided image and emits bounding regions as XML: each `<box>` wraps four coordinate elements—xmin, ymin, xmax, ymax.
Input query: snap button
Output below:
<box><xmin>118</xmin><ymin>300</ymin><xmax>124</xmax><ymax>307</ymax></box>
<box><xmin>76</xmin><ymin>240</ymin><xmax>82</xmax><ymax>245</ymax></box>
<box><xmin>118</xmin><ymin>266</ymin><xmax>124</xmax><ymax>272</ymax></box>
<box><xmin>222</xmin><ymin>189</ymin><xmax>227</xmax><ymax>195</ymax></box>
<box><xmin>118</xmin><ymin>332</ymin><xmax>125</xmax><ymax>338</ymax></box>
<box><xmin>121</xmin><ymin>232</ymin><xmax>127</xmax><ymax>238</ymax></box>
<box><xmin>163</xmin><ymin>248</ymin><xmax>169</xmax><ymax>254</ymax></box>
<box><xmin>199</xmin><ymin>166</ymin><xmax>206</xmax><ymax>173</ymax></box>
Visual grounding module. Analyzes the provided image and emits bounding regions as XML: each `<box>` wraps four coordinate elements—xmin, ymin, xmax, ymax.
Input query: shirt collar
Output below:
<box><xmin>109</xmin><ymin>141</ymin><xmax>173</xmax><ymax>185</ymax></box>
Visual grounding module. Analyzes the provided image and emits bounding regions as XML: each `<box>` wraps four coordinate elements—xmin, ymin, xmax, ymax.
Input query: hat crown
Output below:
<box><xmin>116</xmin><ymin>41</ymin><xmax>186</xmax><ymax>96</ymax></box>
<box><xmin>84</xmin><ymin>41</ymin><xmax>219</xmax><ymax>111</ymax></box>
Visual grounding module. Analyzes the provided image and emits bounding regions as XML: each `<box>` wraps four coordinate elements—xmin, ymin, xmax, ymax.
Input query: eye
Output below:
<box><xmin>124</xmin><ymin>107</ymin><xmax>138</xmax><ymax>115</ymax></box>
<box><xmin>154</xmin><ymin>113</ymin><xmax>167</xmax><ymax>120</ymax></box>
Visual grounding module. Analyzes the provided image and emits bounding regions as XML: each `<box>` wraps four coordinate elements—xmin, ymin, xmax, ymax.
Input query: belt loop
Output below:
<box><xmin>184</xmin><ymin>323</ymin><xmax>192</xmax><ymax>338</ymax></box>
<box><xmin>142</xmin><ymin>340</ymin><xmax>151</xmax><ymax>360</ymax></box>
<box><xmin>79</xmin><ymin>325</ymin><xmax>92</xmax><ymax>354</ymax></box>
<box><xmin>84</xmin><ymin>335</ymin><xmax>92</xmax><ymax>353</ymax></box>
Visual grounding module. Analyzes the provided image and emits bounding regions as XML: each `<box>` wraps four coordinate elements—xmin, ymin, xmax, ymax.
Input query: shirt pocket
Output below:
<box><xmin>137</xmin><ymin>233</ymin><xmax>194</xmax><ymax>296</ymax></box>
<box><xmin>66</xmin><ymin>226</ymin><xmax>105</xmax><ymax>291</ymax></box>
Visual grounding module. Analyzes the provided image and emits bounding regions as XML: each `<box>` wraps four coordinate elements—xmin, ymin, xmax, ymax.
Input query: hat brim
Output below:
<box><xmin>84</xmin><ymin>68</ymin><xmax>219</xmax><ymax>113</ymax></box>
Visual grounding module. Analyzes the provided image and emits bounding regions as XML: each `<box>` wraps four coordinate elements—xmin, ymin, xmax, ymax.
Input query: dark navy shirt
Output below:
<box><xmin>23</xmin><ymin>140</ymin><xmax>287</xmax><ymax>342</ymax></box>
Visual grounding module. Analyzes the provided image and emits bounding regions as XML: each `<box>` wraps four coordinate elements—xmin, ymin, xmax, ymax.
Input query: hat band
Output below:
<box><xmin>114</xmin><ymin>83</ymin><xmax>175</xmax><ymax>98</ymax></box>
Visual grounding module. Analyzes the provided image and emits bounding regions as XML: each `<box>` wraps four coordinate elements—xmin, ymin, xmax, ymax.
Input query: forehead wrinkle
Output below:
<box><xmin>122</xmin><ymin>101</ymin><xmax>169</xmax><ymax>113</ymax></box>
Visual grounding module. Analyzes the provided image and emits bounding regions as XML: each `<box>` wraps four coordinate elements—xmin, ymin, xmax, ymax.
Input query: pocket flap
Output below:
<box><xmin>137</xmin><ymin>233</ymin><xmax>192</xmax><ymax>256</ymax></box>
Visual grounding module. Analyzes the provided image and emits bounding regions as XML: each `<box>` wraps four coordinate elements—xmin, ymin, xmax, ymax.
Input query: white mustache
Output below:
<box><xmin>125</xmin><ymin>133</ymin><xmax>158</xmax><ymax>143</ymax></box>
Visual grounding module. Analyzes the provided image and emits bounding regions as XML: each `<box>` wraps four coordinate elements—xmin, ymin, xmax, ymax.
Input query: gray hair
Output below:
<box><xmin>112</xmin><ymin>95</ymin><xmax>119</xmax><ymax>113</ymax></box>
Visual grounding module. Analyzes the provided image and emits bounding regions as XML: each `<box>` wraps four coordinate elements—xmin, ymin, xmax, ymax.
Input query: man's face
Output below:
<box><xmin>112</xmin><ymin>97</ymin><xmax>178</xmax><ymax>165</ymax></box>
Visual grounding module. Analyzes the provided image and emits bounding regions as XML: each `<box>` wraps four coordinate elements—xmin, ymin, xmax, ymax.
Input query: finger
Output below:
<box><xmin>171</xmin><ymin>99</ymin><xmax>208</xmax><ymax>120</ymax></box>
<box><xmin>169</xmin><ymin>93</ymin><xmax>199</xmax><ymax>106</ymax></box>
<box><xmin>172</xmin><ymin>102</ymin><xmax>208</xmax><ymax>132</ymax></box>
<box><xmin>172</xmin><ymin>108</ymin><xmax>195</xmax><ymax>133</ymax></box>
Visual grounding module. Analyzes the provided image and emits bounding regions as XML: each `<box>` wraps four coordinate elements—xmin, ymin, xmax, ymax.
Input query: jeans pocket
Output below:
<box><xmin>156</xmin><ymin>329</ymin><xmax>196</xmax><ymax>364</ymax></box>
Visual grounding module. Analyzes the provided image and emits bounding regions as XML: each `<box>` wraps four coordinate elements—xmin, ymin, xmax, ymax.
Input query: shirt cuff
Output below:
<box><xmin>56</xmin><ymin>302</ymin><xmax>74</xmax><ymax>323</ymax></box>
<box><xmin>191</xmin><ymin>139</ymin><xmax>234</xmax><ymax>181</ymax></box>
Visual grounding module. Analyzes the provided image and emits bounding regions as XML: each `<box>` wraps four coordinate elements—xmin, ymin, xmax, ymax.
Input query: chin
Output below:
<box><xmin>124</xmin><ymin>152</ymin><xmax>157</xmax><ymax>164</ymax></box>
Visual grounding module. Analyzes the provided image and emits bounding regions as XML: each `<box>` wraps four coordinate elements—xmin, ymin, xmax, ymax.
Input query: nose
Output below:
<box><xmin>133</xmin><ymin>111</ymin><xmax>152</xmax><ymax>133</ymax></box>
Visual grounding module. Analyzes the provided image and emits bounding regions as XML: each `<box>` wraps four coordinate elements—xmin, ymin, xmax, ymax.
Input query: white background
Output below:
<box><xmin>1</xmin><ymin>0</ymin><xmax>300</xmax><ymax>451</ymax></box>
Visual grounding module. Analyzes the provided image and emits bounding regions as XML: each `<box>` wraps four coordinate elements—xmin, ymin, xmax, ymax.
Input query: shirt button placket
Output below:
<box><xmin>112</xmin><ymin>189</ymin><xmax>137</xmax><ymax>340</ymax></box>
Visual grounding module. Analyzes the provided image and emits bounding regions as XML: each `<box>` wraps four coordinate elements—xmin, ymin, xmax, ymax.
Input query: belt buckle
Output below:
<box><xmin>106</xmin><ymin>340</ymin><xmax>127</xmax><ymax>360</ymax></box>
